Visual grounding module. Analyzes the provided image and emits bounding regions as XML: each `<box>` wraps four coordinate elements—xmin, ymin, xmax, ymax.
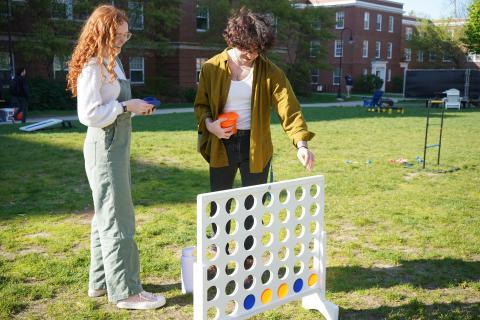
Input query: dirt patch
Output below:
<box><xmin>64</xmin><ymin>210</ymin><xmax>94</xmax><ymax>225</ymax></box>
<box><xmin>25</xmin><ymin>232</ymin><xmax>51</xmax><ymax>239</ymax></box>
<box><xmin>404</xmin><ymin>171</ymin><xmax>440</xmax><ymax>181</ymax></box>
<box><xmin>0</xmin><ymin>246</ymin><xmax>16</xmax><ymax>260</ymax></box>
<box><xmin>18</xmin><ymin>246</ymin><xmax>46</xmax><ymax>256</ymax></box>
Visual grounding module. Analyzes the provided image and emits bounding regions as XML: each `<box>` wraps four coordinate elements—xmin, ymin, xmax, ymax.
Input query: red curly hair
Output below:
<box><xmin>67</xmin><ymin>5</ymin><xmax>128</xmax><ymax>97</ymax></box>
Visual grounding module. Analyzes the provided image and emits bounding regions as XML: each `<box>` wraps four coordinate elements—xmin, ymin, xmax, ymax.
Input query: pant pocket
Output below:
<box><xmin>103</xmin><ymin>123</ymin><xmax>117</xmax><ymax>151</ymax></box>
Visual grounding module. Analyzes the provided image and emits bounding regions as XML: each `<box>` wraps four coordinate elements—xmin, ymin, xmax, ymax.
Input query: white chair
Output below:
<box><xmin>443</xmin><ymin>89</ymin><xmax>461</xmax><ymax>110</ymax></box>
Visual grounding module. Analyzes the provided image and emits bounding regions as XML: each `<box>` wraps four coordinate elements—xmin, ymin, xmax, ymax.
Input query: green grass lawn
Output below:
<box><xmin>0</xmin><ymin>104</ymin><xmax>479</xmax><ymax>319</ymax></box>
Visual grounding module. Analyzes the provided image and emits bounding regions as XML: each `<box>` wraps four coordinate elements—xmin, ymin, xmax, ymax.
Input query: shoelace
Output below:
<box><xmin>139</xmin><ymin>291</ymin><xmax>157</xmax><ymax>301</ymax></box>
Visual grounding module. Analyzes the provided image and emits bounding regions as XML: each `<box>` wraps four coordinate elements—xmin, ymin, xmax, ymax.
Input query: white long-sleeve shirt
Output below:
<box><xmin>77</xmin><ymin>58</ymin><xmax>127</xmax><ymax>128</ymax></box>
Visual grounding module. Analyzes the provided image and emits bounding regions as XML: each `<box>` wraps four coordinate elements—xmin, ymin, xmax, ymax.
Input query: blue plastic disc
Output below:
<box><xmin>293</xmin><ymin>278</ymin><xmax>303</xmax><ymax>293</ymax></box>
<box><xmin>244</xmin><ymin>294</ymin><xmax>256</xmax><ymax>310</ymax></box>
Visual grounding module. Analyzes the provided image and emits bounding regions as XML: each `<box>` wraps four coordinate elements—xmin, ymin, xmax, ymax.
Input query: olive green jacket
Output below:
<box><xmin>194</xmin><ymin>49</ymin><xmax>315</xmax><ymax>173</ymax></box>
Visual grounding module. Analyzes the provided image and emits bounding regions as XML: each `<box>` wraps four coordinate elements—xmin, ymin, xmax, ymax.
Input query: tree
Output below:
<box><xmin>463</xmin><ymin>0</ymin><xmax>480</xmax><ymax>54</ymax></box>
<box><xmin>1</xmin><ymin>0</ymin><xmax>182</xmax><ymax>79</ymax></box>
<box><xmin>195</xmin><ymin>0</ymin><xmax>334</xmax><ymax>95</ymax></box>
<box><xmin>409</xmin><ymin>19</ymin><xmax>465</xmax><ymax>68</ymax></box>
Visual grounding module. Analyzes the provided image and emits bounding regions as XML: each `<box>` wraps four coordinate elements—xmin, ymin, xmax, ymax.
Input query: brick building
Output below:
<box><xmin>1</xmin><ymin>0</ymin><xmax>479</xmax><ymax>98</ymax></box>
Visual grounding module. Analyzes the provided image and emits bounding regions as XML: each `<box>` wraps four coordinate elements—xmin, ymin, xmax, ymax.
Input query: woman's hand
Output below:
<box><xmin>124</xmin><ymin>99</ymin><xmax>155</xmax><ymax>115</ymax></box>
<box><xmin>297</xmin><ymin>143</ymin><xmax>314</xmax><ymax>171</ymax></box>
<box><xmin>205</xmin><ymin>118</ymin><xmax>234</xmax><ymax>139</ymax></box>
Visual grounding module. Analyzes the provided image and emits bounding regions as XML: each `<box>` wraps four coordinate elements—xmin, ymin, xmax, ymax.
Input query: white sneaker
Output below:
<box><xmin>88</xmin><ymin>288</ymin><xmax>107</xmax><ymax>297</ymax></box>
<box><xmin>116</xmin><ymin>291</ymin><xmax>166</xmax><ymax>310</ymax></box>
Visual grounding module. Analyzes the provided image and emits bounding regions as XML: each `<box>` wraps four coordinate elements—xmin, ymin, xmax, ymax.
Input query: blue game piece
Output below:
<box><xmin>244</xmin><ymin>294</ymin><xmax>256</xmax><ymax>310</ymax></box>
<box><xmin>293</xmin><ymin>278</ymin><xmax>303</xmax><ymax>293</ymax></box>
<box><xmin>143</xmin><ymin>96</ymin><xmax>161</xmax><ymax>107</ymax></box>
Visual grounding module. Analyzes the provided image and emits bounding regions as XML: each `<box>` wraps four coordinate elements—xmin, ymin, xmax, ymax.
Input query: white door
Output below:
<box><xmin>374</xmin><ymin>68</ymin><xmax>386</xmax><ymax>91</ymax></box>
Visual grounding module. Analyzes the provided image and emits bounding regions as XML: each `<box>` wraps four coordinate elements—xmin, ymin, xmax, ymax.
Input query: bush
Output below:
<box><xmin>353</xmin><ymin>75</ymin><xmax>384</xmax><ymax>93</ymax></box>
<box><xmin>392</xmin><ymin>76</ymin><xmax>404</xmax><ymax>93</ymax></box>
<box><xmin>182</xmin><ymin>87</ymin><xmax>197</xmax><ymax>103</ymax></box>
<box><xmin>28</xmin><ymin>78</ymin><xmax>76</xmax><ymax>111</ymax></box>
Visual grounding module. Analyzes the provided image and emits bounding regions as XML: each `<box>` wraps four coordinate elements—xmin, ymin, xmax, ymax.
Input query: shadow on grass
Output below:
<box><xmin>328</xmin><ymin>258</ymin><xmax>480</xmax><ymax>293</ymax></box>
<box><xmin>340</xmin><ymin>300</ymin><xmax>480</xmax><ymax>320</ymax></box>
<box><xmin>2</xmin><ymin>106</ymin><xmax>478</xmax><ymax>135</ymax></box>
<box><xmin>0</xmin><ymin>132</ymin><xmax>211</xmax><ymax>218</ymax></box>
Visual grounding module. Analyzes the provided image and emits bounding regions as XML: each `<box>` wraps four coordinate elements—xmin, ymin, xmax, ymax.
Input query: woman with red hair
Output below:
<box><xmin>67</xmin><ymin>5</ymin><xmax>164</xmax><ymax>310</ymax></box>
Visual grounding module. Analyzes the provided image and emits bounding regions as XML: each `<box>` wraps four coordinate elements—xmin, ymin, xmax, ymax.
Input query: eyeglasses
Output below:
<box><xmin>116</xmin><ymin>32</ymin><xmax>132</xmax><ymax>41</ymax></box>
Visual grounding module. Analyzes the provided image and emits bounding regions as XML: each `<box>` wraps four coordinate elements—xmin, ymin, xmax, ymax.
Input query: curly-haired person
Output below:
<box><xmin>67</xmin><ymin>5</ymin><xmax>164</xmax><ymax>310</ymax></box>
<box><xmin>194</xmin><ymin>7</ymin><xmax>316</xmax><ymax>262</ymax></box>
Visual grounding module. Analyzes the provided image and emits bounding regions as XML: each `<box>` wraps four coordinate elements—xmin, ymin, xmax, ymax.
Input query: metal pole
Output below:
<box><xmin>437</xmin><ymin>104</ymin><xmax>446</xmax><ymax>165</ymax></box>
<box><xmin>336</xmin><ymin>28</ymin><xmax>344</xmax><ymax>99</ymax></box>
<box><xmin>6</xmin><ymin>0</ymin><xmax>15</xmax><ymax>79</ymax></box>
<box><xmin>423</xmin><ymin>99</ymin><xmax>430</xmax><ymax>169</ymax></box>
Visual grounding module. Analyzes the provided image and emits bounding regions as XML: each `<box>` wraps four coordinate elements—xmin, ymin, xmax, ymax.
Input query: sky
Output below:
<box><xmin>399</xmin><ymin>0</ymin><xmax>457</xmax><ymax>19</ymax></box>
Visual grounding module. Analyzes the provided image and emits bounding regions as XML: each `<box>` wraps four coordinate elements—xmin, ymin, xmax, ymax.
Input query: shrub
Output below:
<box><xmin>27</xmin><ymin>78</ymin><xmax>76</xmax><ymax>111</ymax></box>
<box><xmin>353</xmin><ymin>75</ymin><xmax>384</xmax><ymax>93</ymax></box>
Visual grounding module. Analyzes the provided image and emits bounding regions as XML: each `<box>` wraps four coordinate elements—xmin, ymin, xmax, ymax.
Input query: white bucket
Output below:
<box><xmin>181</xmin><ymin>246</ymin><xmax>196</xmax><ymax>294</ymax></box>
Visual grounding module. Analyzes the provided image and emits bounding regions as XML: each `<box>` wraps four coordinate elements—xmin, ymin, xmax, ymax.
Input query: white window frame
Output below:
<box><xmin>311</xmin><ymin>68</ymin><xmax>320</xmax><ymax>85</ymax></box>
<box><xmin>405</xmin><ymin>48</ymin><xmax>412</xmax><ymax>61</ymax></box>
<box><xmin>418</xmin><ymin>50</ymin><xmax>424</xmax><ymax>62</ymax></box>
<box><xmin>388</xmin><ymin>16</ymin><xmax>394</xmax><ymax>33</ymax></box>
<box><xmin>53</xmin><ymin>55</ymin><xmax>69</xmax><ymax>79</ymax></box>
<box><xmin>362</xmin><ymin>40</ymin><xmax>368</xmax><ymax>58</ymax></box>
<box><xmin>196</xmin><ymin>6</ymin><xmax>209</xmax><ymax>32</ymax></box>
<box><xmin>376</xmin><ymin>14</ymin><xmax>382</xmax><ymax>31</ymax></box>
<box><xmin>405</xmin><ymin>27</ymin><xmax>413</xmax><ymax>40</ymax></box>
<box><xmin>375</xmin><ymin>41</ymin><xmax>381</xmax><ymax>58</ymax></box>
<box><xmin>196</xmin><ymin>57</ymin><xmax>207</xmax><ymax>83</ymax></box>
<box><xmin>429</xmin><ymin>51</ymin><xmax>436</xmax><ymax>61</ymax></box>
<box><xmin>0</xmin><ymin>52</ymin><xmax>10</xmax><ymax>71</ymax></box>
<box><xmin>387</xmin><ymin>69</ymin><xmax>391</xmax><ymax>82</ymax></box>
<box><xmin>364</xmin><ymin>12</ymin><xmax>370</xmax><ymax>30</ymax></box>
<box><xmin>336</xmin><ymin>11</ymin><xmax>344</xmax><ymax>29</ymax></box>
<box><xmin>442</xmin><ymin>52</ymin><xmax>452</xmax><ymax>62</ymax></box>
<box><xmin>129</xmin><ymin>56</ymin><xmax>144</xmax><ymax>84</ymax></box>
<box><xmin>310</xmin><ymin>40</ymin><xmax>321</xmax><ymax>58</ymax></box>
<box><xmin>128</xmin><ymin>1</ymin><xmax>144</xmax><ymax>30</ymax></box>
<box><xmin>387</xmin><ymin>42</ymin><xmax>392</xmax><ymax>59</ymax></box>
<box><xmin>334</xmin><ymin>40</ymin><xmax>343</xmax><ymax>58</ymax></box>
<box><xmin>363</xmin><ymin>68</ymin><xmax>368</xmax><ymax>76</ymax></box>
<box><xmin>333</xmin><ymin>68</ymin><xmax>341</xmax><ymax>85</ymax></box>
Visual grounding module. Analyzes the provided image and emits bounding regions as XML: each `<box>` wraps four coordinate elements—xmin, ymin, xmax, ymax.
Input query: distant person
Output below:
<box><xmin>11</xmin><ymin>67</ymin><xmax>29</xmax><ymax>123</ymax></box>
<box><xmin>345</xmin><ymin>74</ymin><xmax>353</xmax><ymax>98</ymax></box>
<box><xmin>66</xmin><ymin>4</ymin><xmax>163</xmax><ymax>310</ymax></box>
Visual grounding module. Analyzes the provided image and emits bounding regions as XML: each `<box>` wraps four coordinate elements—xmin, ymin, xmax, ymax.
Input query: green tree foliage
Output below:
<box><xmin>2</xmin><ymin>0</ymin><xmax>181</xmax><ymax>79</ymax></box>
<box><xmin>196</xmin><ymin>0</ymin><xmax>334</xmax><ymax>95</ymax></box>
<box><xmin>409</xmin><ymin>19</ymin><xmax>465</xmax><ymax>68</ymax></box>
<box><xmin>463</xmin><ymin>0</ymin><xmax>480</xmax><ymax>54</ymax></box>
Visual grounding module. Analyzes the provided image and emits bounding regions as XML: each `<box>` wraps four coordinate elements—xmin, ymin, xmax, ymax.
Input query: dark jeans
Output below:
<box><xmin>210</xmin><ymin>130</ymin><xmax>270</xmax><ymax>252</ymax></box>
<box><xmin>12</xmin><ymin>96</ymin><xmax>28</xmax><ymax>123</ymax></box>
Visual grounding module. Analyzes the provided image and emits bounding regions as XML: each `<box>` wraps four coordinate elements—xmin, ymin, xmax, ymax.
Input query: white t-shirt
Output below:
<box><xmin>223</xmin><ymin>57</ymin><xmax>254</xmax><ymax>130</ymax></box>
<box><xmin>77</xmin><ymin>58</ymin><xmax>127</xmax><ymax>128</ymax></box>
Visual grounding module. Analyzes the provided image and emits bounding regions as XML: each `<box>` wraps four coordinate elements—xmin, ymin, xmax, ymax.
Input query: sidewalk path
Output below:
<box><xmin>1</xmin><ymin>99</ymin><xmax>399</xmax><ymax>126</ymax></box>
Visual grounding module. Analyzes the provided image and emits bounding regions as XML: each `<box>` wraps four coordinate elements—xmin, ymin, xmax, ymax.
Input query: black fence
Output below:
<box><xmin>405</xmin><ymin>69</ymin><xmax>480</xmax><ymax>99</ymax></box>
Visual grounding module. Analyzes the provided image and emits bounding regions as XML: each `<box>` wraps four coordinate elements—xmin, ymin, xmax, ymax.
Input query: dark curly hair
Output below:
<box><xmin>223</xmin><ymin>7</ymin><xmax>276</xmax><ymax>54</ymax></box>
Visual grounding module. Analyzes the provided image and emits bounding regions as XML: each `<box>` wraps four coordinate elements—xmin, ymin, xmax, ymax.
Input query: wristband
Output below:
<box><xmin>121</xmin><ymin>101</ymin><xmax>127</xmax><ymax>113</ymax></box>
<box><xmin>297</xmin><ymin>145</ymin><xmax>308</xmax><ymax>150</ymax></box>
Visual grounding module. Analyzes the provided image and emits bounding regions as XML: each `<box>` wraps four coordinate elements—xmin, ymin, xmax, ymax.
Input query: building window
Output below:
<box><xmin>429</xmin><ymin>51</ymin><xmax>436</xmax><ymax>61</ymax></box>
<box><xmin>375</xmin><ymin>41</ymin><xmax>381</xmax><ymax>58</ymax></box>
<box><xmin>387</xmin><ymin>69</ymin><xmax>391</xmax><ymax>82</ymax></box>
<box><xmin>387</xmin><ymin>42</ymin><xmax>392</xmax><ymax>59</ymax></box>
<box><xmin>53</xmin><ymin>55</ymin><xmax>69</xmax><ymax>80</ymax></box>
<box><xmin>333</xmin><ymin>68</ymin><xmax>341</xmax><ymax>85</ymax></box>
<box><xmin>52</xmin><ymin>0</ymin><xmax>73</xmax><ymax>20</ymax></box>
<box><xmin>362</xmin><ymin>40</ymin><xmax>368</xmax><ymax>58</ymax></box>
<box><xmin>443</xmin><ymin>52</ymin><xmax>453</xmax><ymax>62</ymax></box>
<box><xmin>128</xmin><ymin>2</ymin><xmax>144</xmax><ymax>30</ymax></box>
<box><xmin>404</xmin><ymin>48</ymin><xmax>412</xmax><ymax>61</ymax></box>
<box><xmin>312</xmin><ymin>19</ymin><xmax>321</xmax><ymax>30</ymax></box>
<box><xmin>364</xmin><ymin>12</ymin><xmax>370</xmax><ymax>30</ymax></box>
<box><xmin>363</xmin><ymin>68</ymin><xmax>368</xmax><ymax>76</ymax></box>
<box><xmin>196</xmin><ymin>58</ymin><xmax>207</xmax><ymax>83</ymax></box>
<box><xmin>266</xmin><ymin>13</ymin><xmax>278</xmax><ymax>34</ymax></box>
<box><xmin>129</xmin><ymin>57</ymin><xmax>144</xmax><ymax>84</ymax></box>
<box><xmin>311</xmin><ymin>68</ymin><xmax>320</xmax><ymax>85</ymax></box>
<box><xmin>388</xmin><ymin>16</ymin><xmax>394</xmax><ymax>33</ymax></box>
<box><xmin>0</xmin><ymin>52</ymin><xmax>11</xmax><ymax>82</ymax></box>
<box><xmin>418</xmin><ymin>50</ymin><xmax>424</xmax><ymax>62</ymax></box>
<box><xmin>334</xmin><ymin>40</ymin><xmax>343</xmax><ymax>57</ymax></box>
<box><xmin>405</xmin><ymin>27</ymin><xmax>413</xmax><ymax>40</ymax></box>
<box><xmin>376</xmin><ymin>14</ymin><xmax>382</xmax><ymax>31</ymax></box>
<box><xmin>196</xmin><ymin>6</ymin><xmax>209</xmax><ymax>32</ymax></box>
<box><xmin>467</xmin><ymin>52</ymin><xmax>480</xmax><ymax>62</ymax></box>
<box><xmin>336</xmin><ymin>11</ymin><xmax>344</xmax><ymax>29</ymax></box>
<box><xmin>310</xmin><ymin>40</ymin><xmax>321</xmax><ymax>57</ymax></box>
